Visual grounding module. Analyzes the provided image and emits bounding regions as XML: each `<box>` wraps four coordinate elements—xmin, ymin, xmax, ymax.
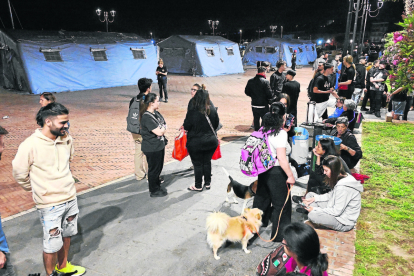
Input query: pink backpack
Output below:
<box><xmin>240</xmin><ymin>127</ymin><xmax>277</xmax><ymax>177</ymax></box>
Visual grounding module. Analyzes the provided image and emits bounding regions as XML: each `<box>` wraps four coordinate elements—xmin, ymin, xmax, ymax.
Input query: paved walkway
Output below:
<box><xmin>2</xmin><ymin>137</ymin><xmax>355</xmax><ymax>276</ymax></box>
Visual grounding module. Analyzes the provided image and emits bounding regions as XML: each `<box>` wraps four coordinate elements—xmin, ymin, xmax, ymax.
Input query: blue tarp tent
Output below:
<box><xmin>0</xmin><ymin>30</ymin><xmax>158</xmax><ymax>94</ymax></box>
<box><xmin>242</xmin><ymin>37</ymin><xmax>317</xmax><ymax>68</ymax></box>
<box><xmin>158</xmin><ymin>35</ymin><xmax>244</xmax><ymax>77</ymax></box>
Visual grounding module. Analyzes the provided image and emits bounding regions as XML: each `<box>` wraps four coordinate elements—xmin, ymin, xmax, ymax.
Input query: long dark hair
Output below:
<box><xmin>191</xmin><ymin>89</ymin><xmax>211</xmax><ymax>115</ymax></box>
<box><xmin>283</xmin><ymin>222</ymin><xmax>328</xmax><ymax>276</ymax></box>
<box><xmin>139</xmin><ymin>93</ymin><xmax>158</xmax><ymax>121</ymax></box>
<box><xmin>261</xmin><ymin>102</ymin><xmax>285</xmax><ymax>136</ymax></box>
<box><xmin>318</xmin><ymin>138</ymin><xmax>339</xmax><ymax>159</ymax></box>
<box><xmin>322</xmin><ymin>155</ymin><xmax>347</xmax><ymax>188</ymax></box>
<box><xmin>275</xmin><ymin>93</ymin><xmax>290</xmax><ymax>110</ymax></box>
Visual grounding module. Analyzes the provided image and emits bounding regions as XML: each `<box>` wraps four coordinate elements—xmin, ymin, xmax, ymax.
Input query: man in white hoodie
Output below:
<box><xmin>12</xmin><ymin>103</ymin><xmax>85</xmax><ymax>276</ymax></box>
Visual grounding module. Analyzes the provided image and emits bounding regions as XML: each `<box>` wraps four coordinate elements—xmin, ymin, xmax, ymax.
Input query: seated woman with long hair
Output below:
<box><xmin>301</xmin><ymin>155</ymin><xmax>363</xmax><ymax>232</ymax></box>
<box><xmin>282</xmin><ymin>222</ymin><xmax>329</xmax><ymax>276</ymax></box>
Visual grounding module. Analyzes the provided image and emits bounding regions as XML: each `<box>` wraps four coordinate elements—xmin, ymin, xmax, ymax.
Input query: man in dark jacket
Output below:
<box><xmin>245</xmin><ymin>64</ymin><xmax>273</xmax><ymax>131</ymax></box>
<box><xmin>282</xmin><ymin>70</ymin><xmax>300</xmax><ymax>126</ymax></box>
<box><xmin>352</xmin><ymin>56</ymin><xmax>366</xmax><ymax>105</ymax></box>
<box><xmin>291</xmin><ymin>51</ymin><xmax>297</xmax><ymax>71</ymax></box>
<box><xmin>361</xmin><ymin>60</ymin><xmax>379</xmax><ymax>111</ymax></box>
<box><xmin>331</xmin><ymin>117</ymin><xmax>362</xmax><ymax>172</ymax></box>
<box><xmin>270</xmin><ymin>61</ymin><xmax>286</xmax><ymax>98</ymax></box>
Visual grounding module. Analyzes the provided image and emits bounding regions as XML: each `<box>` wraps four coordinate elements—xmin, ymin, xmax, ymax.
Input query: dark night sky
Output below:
<box><xmin>0</xmin><ymin>0</ymin><xmax>405</xmax><ymax>41</ymax></box>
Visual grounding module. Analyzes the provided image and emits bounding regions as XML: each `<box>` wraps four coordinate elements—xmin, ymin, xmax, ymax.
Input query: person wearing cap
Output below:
<box><xmin>282</xmin><ymin>70</ymin><xmax>300</xmax><ymax>126</ymax></box>
<box><xmin>331</xmin><ymin>117</ymin><xmax>362</xmax><ymax>172</ymax></box>
<box><xmin>291</xmin><ymin>50</ymin><xmax>297</xmax><ymax>71</ymax></box>
<box><xmin>245</xmin><ymin>63</ymin><xmax>273</xmax><ymax>131</ymax></box>
<box><xmin>352</xmin><ymin>56</ymin><xmax>367</xmax><ymax>105</ymax></box>
<box><xmin>366</xmin><ymin>60</ymin><xmax>388</xmax><ymax>118</ymax></box>
<box><xmin>0</xmin><ymin>126</ymin><xmax>17</xmax><ymax>276</ymax></box>
<box><xmin>312</xmin><ymin>63</ymin><xmax>339</xmax><ymax>120</ymax></box>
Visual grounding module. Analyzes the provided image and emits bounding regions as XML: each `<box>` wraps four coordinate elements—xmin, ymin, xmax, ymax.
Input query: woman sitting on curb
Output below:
<box><xmin>282</xmin><ymin>222</ymin><xmax>328</xmax><ymax>276</ymax></box>
<box><xmin>300</xmin><ymin>155</ymin><xmax>363</xmax><ymax>232</ymax></box>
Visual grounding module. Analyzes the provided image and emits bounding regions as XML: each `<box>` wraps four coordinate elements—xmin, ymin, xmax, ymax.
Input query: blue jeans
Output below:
<box><xmin>158</xmin><ymin>76</ymin><xmax>168</xmax><ymax>99</ymax></box>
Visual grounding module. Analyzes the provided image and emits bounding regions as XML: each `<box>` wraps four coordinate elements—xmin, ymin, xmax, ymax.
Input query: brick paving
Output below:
<box><xmin>1</xmin><ymin>66</ymin><xmax>357</xmax><ymax>275</ymax></box>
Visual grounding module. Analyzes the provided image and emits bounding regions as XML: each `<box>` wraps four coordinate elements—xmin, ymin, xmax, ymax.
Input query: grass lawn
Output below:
<box><xmin>356</xmin><ymin>122</ymin><xmax>414</xmax><ymax>275</ymax></box>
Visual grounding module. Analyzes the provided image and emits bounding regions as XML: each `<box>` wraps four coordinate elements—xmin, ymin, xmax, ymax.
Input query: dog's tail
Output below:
<box><xmin>222</xmin><ymin>167</ymin><xmax>233</xmax><ymax>182</ymax></box>
<box><xmin>206</xmin><ymin>212</ymin><xmax>230</xmax><ymax>235</ymax></box>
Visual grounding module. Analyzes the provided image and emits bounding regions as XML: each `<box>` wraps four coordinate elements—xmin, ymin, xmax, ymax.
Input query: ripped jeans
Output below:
<box><xmin>37</xmin><ymin>199</ymin><xmax>79</xmax><ymax>253</ymax></box>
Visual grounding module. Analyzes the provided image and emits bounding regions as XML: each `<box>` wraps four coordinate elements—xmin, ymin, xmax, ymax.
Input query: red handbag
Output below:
<box><xmin>338</xmin><ymin>84</ymin><xmax>348</xmax><ymax>90</ymax></box>
<box><xmin>172</xmin><ymin>132</ymin><xmax>188</xmax><ymax>161</ymax></box>
<box><xmin>212</xmin><ymin>141</ymin><xmax>221</xmax><ymax>160</ymax></box>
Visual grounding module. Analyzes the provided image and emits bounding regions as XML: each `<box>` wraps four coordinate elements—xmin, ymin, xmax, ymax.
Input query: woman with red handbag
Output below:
<box><xmin>337</xmin><ymin>55</ymin><xmax>356</xmax><ymax>99</ymax></box>
<box><xmin>183</xmin><ymin>89</ymin><xmax>219</xmax><ymax>191</ymax></box>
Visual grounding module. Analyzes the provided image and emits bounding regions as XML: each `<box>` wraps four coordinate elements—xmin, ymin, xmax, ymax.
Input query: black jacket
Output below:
<box><xmin>282</xmin><ymin>80</ymin><xmax>300</xmax><ymax>114</ymax></box>
<box><xmin>245</xmin><ymin>74</ymin><xmax>273</xmax><ymax>107</ymax></box>
<box><xmin>183</xmin><ymin>105</ymin><xmax>219</xmax><ymax>151</ymax></box>
<box><xmin>330</xmin><ymin>129</ymin><xmax>362</xmax><ymax>169</ymax></box>
<box><xmin>355</xmin><ymin>64</ymin><xmax>366</xmax><ymax>89</ymax></box>
<box><xmin>366</xmin><ymin>67</ymin><xmax>375</xmax><ymax>89</ymax></box>
<box><xmin>270</xmin><ymin>71</ymin><xmax>286</xmax><ymax>96</ymax></box>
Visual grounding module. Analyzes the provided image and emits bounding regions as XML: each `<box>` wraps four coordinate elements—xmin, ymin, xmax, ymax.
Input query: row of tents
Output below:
<box><xmin>0</xmin><ymin>29</ymin><xmax>317</xmax><ymax>94</ymax></box>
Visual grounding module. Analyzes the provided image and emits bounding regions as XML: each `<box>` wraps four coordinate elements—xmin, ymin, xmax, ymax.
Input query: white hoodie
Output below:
<box><xmin>313</xmin><ymin>174</ymin><xmax>363</xmax><ymax>226</ymax></box>
<box><xmin>12</xmin><ymin>129</ymin><xmax>76</xmax><ymax>209</ymax></box>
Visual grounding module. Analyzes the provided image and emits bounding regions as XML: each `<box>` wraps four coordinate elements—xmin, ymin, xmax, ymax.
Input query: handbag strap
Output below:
<box><xmin>144</xmin><ymin>111</ymin><xmax>164</xmax><ymax>125</ymax></box>
<box><xmin>205</xmin><ymin>113</ymin><xmax>218</xmax><ymax>139</ymax></box>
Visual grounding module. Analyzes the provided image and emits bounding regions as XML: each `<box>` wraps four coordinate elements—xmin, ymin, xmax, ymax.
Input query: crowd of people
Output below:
<box><xmin>0</xmin><ymin>51</ymin><xmax>408</xmax><ymax>276</ymax></box>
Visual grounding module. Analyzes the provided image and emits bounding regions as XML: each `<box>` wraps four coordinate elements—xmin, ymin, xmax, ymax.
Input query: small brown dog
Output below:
<box><xmin>206</xmin><ymin>208</ymin><xmax>263</xmax><ymax>260</ymax></box>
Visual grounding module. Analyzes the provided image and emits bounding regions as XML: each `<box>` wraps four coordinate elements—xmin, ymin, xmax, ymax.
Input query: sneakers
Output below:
<box><xmin>150</xmin><ymin>189</ymin><xmax>167</xmax><ymax>197</ymax></box>
<box><xmin>292</xmin><ymin>195</ymin><xmax>303</xmax><ymax>204</ymax></box>
<box><xmin>360</xmin><ymin>107</ymin><xmax>368</xmax><ymax>112</ymax></box>
<box><xmin>159</xmin><ymin>97</ymin><xmax>163</xmax><ymax>102</ymax></box>
<box><xmin>164</xmin><ymin>98</ymin><xmax>168</xmax><ymax>103</ymax></box>
<box><xmin>366</xmin><ymin>110</ymin><xmax>375</xmax><ymax>114</ymax></box>
<box><xmin>296</xmin><ymin>208</ymin><xmax>309</xmax><ymax>215</ymax></box>
<box><xmin>375</xmin><ymin>112</ymin><xmax>381</xmax><ymax>118</ymax></box>
<box><xmin>55</xmin><ymin>262</ymin><xmax>85</xmax><ymax>276</ymax></box>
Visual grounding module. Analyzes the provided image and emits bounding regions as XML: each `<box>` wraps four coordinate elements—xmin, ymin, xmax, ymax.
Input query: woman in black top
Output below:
<box><xmin>338</xmin><ymin>55</ymin><xmax>356</xmax><ymax>99</ymax></box>
<box><xmin>156</xmin><ymin>59</ymin><xmax>168</xmax><ymax>102</ymax></box>
<box><xmin>184</xmin><ymin>89</ymin><xmax>219</xmax><ymax>191</ymax></box>
<box><xmin>331</xmin><ymin>117</ymin><xmax>362</xmax><ymax>172</ymax></box>
<box><xmin>140</xmin><ymin>93</ymin><xmax>168</xmax><ymax>197</ymax></box>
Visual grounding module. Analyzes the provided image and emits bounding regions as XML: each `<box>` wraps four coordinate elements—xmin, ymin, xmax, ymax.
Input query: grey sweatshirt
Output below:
<box><xmin>313</xmin><ymin>174</ymin><xmax>363</xmax><ymax>226</ymax></box>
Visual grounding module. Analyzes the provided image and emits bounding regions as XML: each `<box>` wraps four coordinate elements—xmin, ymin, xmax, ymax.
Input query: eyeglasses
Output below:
<box><xmin>191</xmin><ymin>89</ymin><xmax>197</xmax><ymax>91</ymax></box>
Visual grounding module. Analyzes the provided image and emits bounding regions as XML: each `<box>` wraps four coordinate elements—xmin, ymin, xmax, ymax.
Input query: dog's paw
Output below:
<box><xmin>214</xmin><ymin>255</ymin><xmax>221</xmax><ymax>260</ymax></box>
<box><xmin>244</xmin><ymin>249</ymin><xmax>251</xmax><ymax>254</ymax></box>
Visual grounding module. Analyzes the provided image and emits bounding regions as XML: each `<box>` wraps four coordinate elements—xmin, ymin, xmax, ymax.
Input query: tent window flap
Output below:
<box><xmin>255</xmin><ymin>46</ymin><xmax>263</xmax><ymax>53</ymax></box>
<box><xmin>205</xmin><ymin>48</ymin><xmax>215</xmax><ymax>57</ymax></box>
<box><xmin>40</xmin><ymin>48</ymin><xmax>62</xmax><ymax>62</ymax></box>
<box><xmin>226</xmin><ymin>47</ymin><xmax>234</xmax><ymax>55</ymax></box>
<box><xmin>265</xmin><ymin>47</ymin><xmax>276</xmax><ymax>54</ymax></box>
<box><xmin>131</xmin><ymin>48</ymin><xmax>147</xmax><ymax>59</ymax></box>
<box><xmin>90</xmin><ymin>48</ymin><xmax>108</xmax><ymax>61</ymax></box>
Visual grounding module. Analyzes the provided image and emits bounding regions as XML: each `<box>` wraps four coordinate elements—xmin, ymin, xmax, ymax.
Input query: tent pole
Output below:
<box><xmin>8</xmin><ymin>0</ymin><xmax>15</xmax><ymax>29</ymax></box>
<box><xmin>344</xmin><ymin>0</ymin><xmax>353</xmax><ymax>55</ymax></box>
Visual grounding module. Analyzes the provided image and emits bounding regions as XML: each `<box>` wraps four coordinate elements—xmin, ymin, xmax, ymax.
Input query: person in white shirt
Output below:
<box><xmin>252</xmin><ymin>102</ymin><xmax>296</xmax><ymax>242</ymax></box>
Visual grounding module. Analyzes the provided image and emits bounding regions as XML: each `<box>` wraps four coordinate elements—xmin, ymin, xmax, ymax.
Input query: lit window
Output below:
<box><xmin>205</xmin><ymin>48</ymin><xmax>215</xmax><ymax>57</ymax></box>
<box><xmin>266</xmin><ymin>47</ymin><xmax>276</xmax><ymax>54</ymax></box>
<box><xmin>90</xmin><ymin>48</ymin><xmax>107</xmax><ymax>61</ymax></box>
<box><xmin>130</xmin><ymin>48</ymin><xmax>146</xmax><ymax>59</ymax></box>
<box><xmin>255</xmin><ymin>46</ymin><xmax>263</xmax><ymax>53</ymax></box>
<box><xmin>40</xmin><ymin>48</ymin><xmax>62</xmax><ymax>62</ymax></box>
<box><xmin>226</xmin><ymin>47</ymin><xmax>234</xmax><ymax>55</ymax></box>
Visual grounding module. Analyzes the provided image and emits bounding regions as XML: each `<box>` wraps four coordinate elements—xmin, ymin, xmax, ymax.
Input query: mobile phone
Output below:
<box><xmin>284</xmin><ymin>114</ymin><xmax>295</xmax><ymax>128</ymax></box>
<box><xmin>299</xmin><ymin>201</ymin><xmax>307</xmax><ymax>207</ymax></box>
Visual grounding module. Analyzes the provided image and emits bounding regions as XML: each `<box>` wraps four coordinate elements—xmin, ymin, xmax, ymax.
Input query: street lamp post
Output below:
<box><xmin>270</xmin><ymin>25</ymin><xmax>277</xmax><ymax>38</ymax></box>
<box><xmin>281</xmin><ymin>26</ymin><xmax>283</xmax><ymax>38</ymax></box>
<box><xmin>239</xmin><ymin>30</ymin><xmax>242</xmax><ymax>44</ymax></box>
<box><xmin>256</xmin><ymin>28</ymin><xmax>265</xmax><ymax>39</ymax></box>
<box><xmin>208</xmin><ymin>20</ymin><xmax>219</xmax><ymax>36</ymax></box>
<box><xmin>96</xmin><ymin>9</ymin><xmax>116</xmax><ymax>32</ymax></box>
<box><xmin>150</xmin><ymin>32</ymin><xmax>152</xmax><ymax>39</ymax></box>
<box><xmin>357</xmin><ymin>0</ymin><xmax>384</xmax><ymax>55</ymax></box>
<box><xmin>350</xmin><ymin>0</ymin><xmax>361</xmax><ymax>53</ymax></box>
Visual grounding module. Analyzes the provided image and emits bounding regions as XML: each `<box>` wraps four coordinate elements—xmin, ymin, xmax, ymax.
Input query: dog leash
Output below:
<box><xmin>252</xmin><ymin>183</ymin><xmax>291</xmax><ymax>243</ymax></box>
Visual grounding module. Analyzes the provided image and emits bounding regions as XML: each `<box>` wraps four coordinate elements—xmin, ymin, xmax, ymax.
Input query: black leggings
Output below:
<box><xmin>143</xmin><ymin>149</ymin><xmax>165</xmax><ymax>193</ymax></box>
<box><xmin>253</xmin><ymin>166</ymin><xmax>292</xmax><ymax>242</ymax></box>
<box><xmin>188</xmin><ymin>147</ymin><xmax>216</xmax><ymax>188</ymax></box>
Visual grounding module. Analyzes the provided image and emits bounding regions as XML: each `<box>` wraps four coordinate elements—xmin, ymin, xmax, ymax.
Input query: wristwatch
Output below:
<box><xmin>347</xmin><ymin>146</ymin><xmax>350</xmax><ymax>151</ymax></box>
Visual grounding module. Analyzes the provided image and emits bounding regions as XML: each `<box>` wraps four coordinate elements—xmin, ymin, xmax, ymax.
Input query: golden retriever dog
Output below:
<box><xmin>206</xmin><ymin>208</ymin><xmax>263</xmax><ymax>260</ymax></box>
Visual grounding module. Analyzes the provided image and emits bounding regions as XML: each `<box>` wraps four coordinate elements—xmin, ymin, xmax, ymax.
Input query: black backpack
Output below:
<box><xmin>126</xmin><ymin>97</ymin><xmax>141</xmax><ymax>134</ymax></box>
<box><xmin>307</xmin><ymin>78</ymin><xmax>316</xmax><ymax>100</ymax></box>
